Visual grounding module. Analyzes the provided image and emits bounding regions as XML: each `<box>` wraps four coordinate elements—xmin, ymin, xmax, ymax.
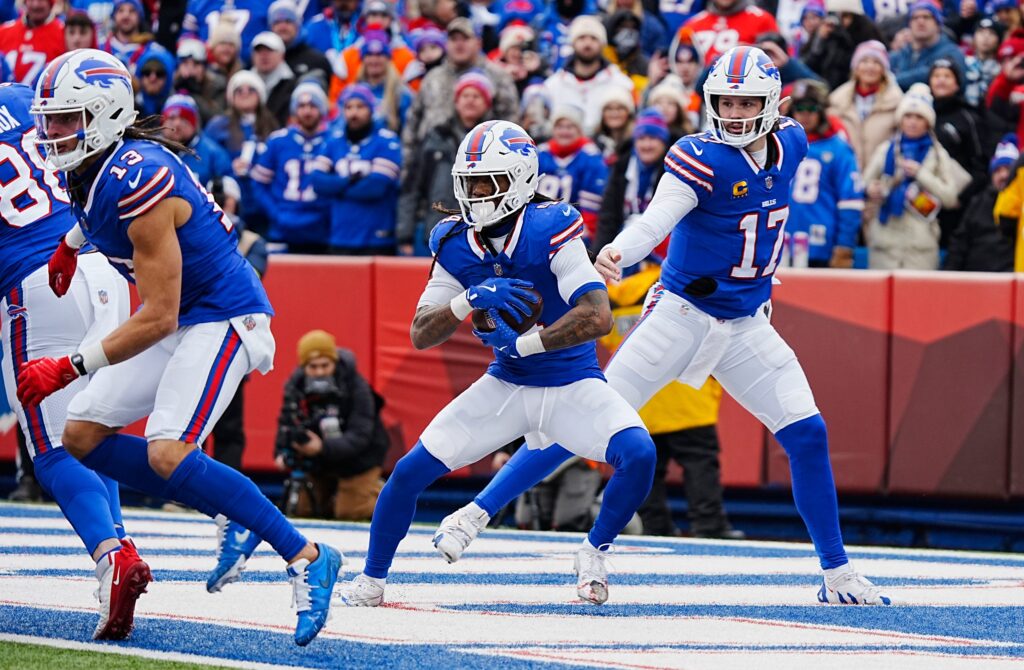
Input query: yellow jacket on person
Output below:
<box><xmin>601</xmin><ymin>267</ymin><xmax>722</xmax><ymax>435</ymax></box>
<box><xmin>993</xmin><ymin>164</ymin><xmax>1024</xmax><ymax>272</ymax></box>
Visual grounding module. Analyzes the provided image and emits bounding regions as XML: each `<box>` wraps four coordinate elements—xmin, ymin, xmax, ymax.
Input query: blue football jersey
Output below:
<box><xmin>787</xmin><ymin>133</ymin><xmax>864</xmax><ymax>263</ymax></box>
<box><xmin>311</xmin><ymin>126</ymin><xmax>402</xmax><ymax>250</ymax></box>
<box><xmin>536</xmin><ymin>142</ymin><xmax>607</xmax><ymax>237</ymax></box>
<box><xmin>430</xmin><ymin>201</ymin><xmax>606</xmax><ymax>387</ymax></box>
<box><xmin>0</xmin><ymin>83</ymin><xmax>75</xmax><ymax>299</ymax></box>
<box><xmin>661</xmin><ymin>118</ymin><xmax>809</xmax><ymax>318</ymax></box>
<box><xmin>67</xmin><ymin>139</ymin><xmax>273</xmax><ymax>326</ymax></box>
<box><xmin>251</xmin><ymin>126</ymin><xmax>330</xmax><ymax>246</ymax></box>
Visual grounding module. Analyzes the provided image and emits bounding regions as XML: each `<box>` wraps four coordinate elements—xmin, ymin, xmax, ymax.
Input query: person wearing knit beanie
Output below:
<box><xmin>454</xmin><ymin>72</ymin><xmax>495</xmax><ymax>108</ymax></box>
<box><xmin>290</xmin><ymin>82</ymin><xmax>328</xmax><ymax>118</ymax></box>
<box><xmin>633</xmin><ymin>108</ymin><xmax>669</xmax><ymax>143</ymax></box>
<box><xmin>569</xmin><ymin>15</ymin><xmax>608</xmax><ymax>47</ymax></box>
<box><xmin>297</xmin><ymin>330</ymin><xmax>339</xmax><ymax>367</ymax></box>
<box><xmin>991</xmin><ymin>134</ymin><xmax>1020</xmax><ymax>174</ymax></box>
<box><xmin>895</xmin><ymin>82</ymin><xmax>936</xmax><ymax>128</ymax></box>
<box><xmin>851</xmin><ymin>40</ymin><xmax>890</xmax><ymax>73</ymax></box>
<box><xmin>340</xmin><ymin>83</ymin><xmax>377</xmax><ymax>112</ymax></box>
<box><xmin>227</xmin><ymin>70</ymin><xmax>268</xmax><ymax>106</ymax></box>
<box><xmin>163</xmin><ymin>94</ymin><xmax>201</xmax><ymax>131</ymax></box>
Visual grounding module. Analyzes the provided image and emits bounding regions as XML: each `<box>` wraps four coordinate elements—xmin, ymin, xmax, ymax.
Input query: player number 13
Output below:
<box><xmin>730</xmin><ymin>207</ymin><xmax>789</xmax><ymax>279</ymax></box>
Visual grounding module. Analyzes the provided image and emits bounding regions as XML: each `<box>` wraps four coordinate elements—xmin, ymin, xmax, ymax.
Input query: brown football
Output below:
<box><xmin>471</xmin><ymin>288</ymin><xmax>544</xmax><ymax>334</ymax></box>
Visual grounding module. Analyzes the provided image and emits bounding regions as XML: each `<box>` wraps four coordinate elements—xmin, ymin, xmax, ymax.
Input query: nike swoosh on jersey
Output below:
<box><xmin>689</xmin><ymin>143</ymin><xmax>703</xmax><ymax>156</ymax></box>
<box><xmin>128</xmin><ymin>170</ymin><xmax>142</xmax><ymax>188</ymax></box>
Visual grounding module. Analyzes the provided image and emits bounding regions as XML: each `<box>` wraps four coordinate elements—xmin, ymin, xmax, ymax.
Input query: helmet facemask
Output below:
<box><xmin>453</xmin><ymin>162</ymin><xmax>532</xmax><ymax>231</ymax></box>
<box><xmin>706</xmin><ymin>92</ymin><xmax>779</xmax><ymax>147</ymax></box>
<box><xmin>34</xmin><ymin>97</ymin><xmax>131</xmax><ymax>171</ymax></box>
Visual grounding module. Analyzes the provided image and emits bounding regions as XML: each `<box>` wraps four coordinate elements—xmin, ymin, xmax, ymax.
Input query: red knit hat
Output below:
<box><xmin>454</xmin><ymin>72</ymin><xmax>494</xmax><ymax>107</ymax></box>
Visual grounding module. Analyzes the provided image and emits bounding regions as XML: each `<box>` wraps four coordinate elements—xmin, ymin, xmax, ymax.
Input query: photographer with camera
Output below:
<box><xmin>275</xmin><ymin>330</ymin><xmax>388</xmax><ymax>520</ymax></box>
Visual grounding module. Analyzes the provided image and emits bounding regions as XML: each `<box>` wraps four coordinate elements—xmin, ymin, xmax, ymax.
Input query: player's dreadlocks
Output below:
<box><xmin>123</xmin><ymin>115</ymin><xmax>195</xmax><ymax>157</ymax></box>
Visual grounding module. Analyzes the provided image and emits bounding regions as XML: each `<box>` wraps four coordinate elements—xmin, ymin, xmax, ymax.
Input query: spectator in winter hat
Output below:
<box><xmin>134</xmin><ymin>45</ymin><xmax>176</xmax><ymax>117</ymax></box>
<box><xmin>496</xmin><ymin>24</ymin><xmax>548</xmax><ymax>95</ymax></box>
<box><xmin>828</xmin><ymin>40</ymin><xmax>904</xmax><ymax>172</ymax></box>
<box><xmin>944</xmin><ymin>134</ymin><xmax>1019</xmax><ymax>271</ymax></box>
<box><xmin>173</xmin><ymin>38</ymin><xmax>220</xmax><ymax>122</ymax></box>
<box><xmin>889</xmin><ymin>1</ymin><xmax>968</xmax><ymax>90</ymax></box>
<box><xmin>604</xmin><ymin>10</ymin><xmax>648</xmax><ymax>92</ymax></box>
<box><xmin>207</xmin><ymin>21</ymin><xmax>244</xmax><ymax>104</ymax></box>
<box><xmin>987</xmin><ymin>0</ymin><xmax>1021</xmax><ymax>33</ymax></box>
<box><xmin>791</xmin><ymin>1</ymin><xmax>825</xmax><ymax>57</ymax></box>
<box><xmin>353</xmin><ymin>29</ymin><xmax>416</xmax><ymax>133</ymax></box>
<box><xmin>396</xmin><ymin>69</ymin><xmax>496</xmax><ymax>254</ymax></box>
<box><xmin>928</xmin><ymin>58</ymin><xmax>991</xmax><ymax>209</ymax></box>
<box><xmin>594</xmin><ymin>86</ymin><xmax>635</xmax><ymax>161</ymax></box>
<box><xmin>403</xmin><ymin>27</ymin><xmax>447</xmax><ymax>92</ymax></box>
<box><xmin>862</xmin><ymin>83</ymin><xmax>973</xmax><ymax>270</ymax></box>
<box><xmin>101</xmin><ymin>0</ymin><xmax>152</xmax><ymax>74</ymax></box>
<box><xmin>963</xmin><ymin>18</ymin><xmax>1006</xmax><ymax>107</ymax></box>
<box><xmin>542</xmin><ymin>15</ymin><xmax>634</xmax><ymax>135</ymax></box>
<box><xmin>162</xmin><ymin>94</ymin><xmax>233</xmax><ymax>188</ymax></box>
<box><xmin>800</xmin><ymin>0</ymin><xmax>883</xmax><ymax>90</ymax></box>
<box><xmin>537</xmin><ymin>104</ymin><xmax>608</xmax><ymax>239</ymax></box>
<box><xmin>520</xmin><ymin>82</ymin><xmax>553</xmax><ymax>141</ymax></box>
<box><xmin>646</xmin><ymin>82</ymin><xmax>694</xmax><ymax>142</ymax></box>
<box><xmin>334</xmin><ymin>15</ymin><xmax>416</xmax><ymax>93</ymax></box>
<box><xmin>270</xmin><ymin>0</ymin><xmax>333</xmax><ymax>84</ymax></box>
<box><xmin>251</xmin><ymin>31</ymin><xmax>298</xmax><ymax>126</ymax></box>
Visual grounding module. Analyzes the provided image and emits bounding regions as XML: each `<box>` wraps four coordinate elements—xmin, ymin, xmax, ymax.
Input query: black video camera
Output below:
<box><xmin>281</xmin><ymin>374</ymin><xmax>346</xmax><ymax>472</ymax></box>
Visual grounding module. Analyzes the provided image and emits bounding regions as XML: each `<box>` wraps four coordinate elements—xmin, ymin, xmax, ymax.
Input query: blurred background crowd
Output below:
<box><xmin>4</xmin><ymin>0</ymin><xmax>1024</xmax><ymax>271</ymax></box>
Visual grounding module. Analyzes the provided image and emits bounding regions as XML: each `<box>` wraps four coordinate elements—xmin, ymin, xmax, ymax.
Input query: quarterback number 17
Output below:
<box><xmin>730</xmin><ymin>206</ymin><xmax>789</xmax><ymax>279</ymax></box>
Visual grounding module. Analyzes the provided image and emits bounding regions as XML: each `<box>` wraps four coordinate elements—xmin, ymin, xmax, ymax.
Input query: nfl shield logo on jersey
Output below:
<box><xmin>97</xmin><ymin>290</ymin><xmax>108</xmax><ymax>305</ymax></box>
<box><xmin>765</xmin><ymin>176</ymin><xmax>774</xmax><ymax>190</ymax></box>
<box><xmin>242</xmin><ymin>315</ymin><xmax>256</xmax><ymax>331</ymax></box>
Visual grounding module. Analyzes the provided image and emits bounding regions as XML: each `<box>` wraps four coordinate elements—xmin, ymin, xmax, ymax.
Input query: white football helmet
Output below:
<box><xmin>452</xmin><ymin>120</ymin><xmax>539</xmax><ymax>230</ymax></box>
<box><xmin>31</xmin><ymin>49</ymin><xmax>137</xmax><ymax>170</ymax></box>
<box><xmin>703</xmin><ymin>46</ymin><xmax>782</xmax><ymax>147</ymax></box>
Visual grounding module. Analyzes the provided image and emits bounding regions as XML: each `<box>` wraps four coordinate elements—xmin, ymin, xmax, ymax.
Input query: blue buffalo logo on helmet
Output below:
<box><xmin>74</xmin><ymin>59</ymin><xmax>132</xmax><ymax>92</ymax></box>
<box><xmin>498</xmin><ymin>126</ymin><xmax>535</xmax><ymax>156</ymax></box>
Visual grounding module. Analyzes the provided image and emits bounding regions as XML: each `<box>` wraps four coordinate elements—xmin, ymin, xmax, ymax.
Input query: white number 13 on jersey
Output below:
<box><xmin>730</xmin><ymin>207</ymin><xmax>789</xmax><ymax>279</ymax></box>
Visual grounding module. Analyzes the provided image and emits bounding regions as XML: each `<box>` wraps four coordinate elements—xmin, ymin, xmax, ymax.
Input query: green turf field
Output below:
<box><xmin>0</xmin><ymin>640</ymin><xmax>229</xmax><ymax>670</ymax></box>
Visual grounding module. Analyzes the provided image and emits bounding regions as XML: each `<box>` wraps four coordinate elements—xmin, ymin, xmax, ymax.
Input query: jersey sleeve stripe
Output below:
<box><xmin>838</xmin><ymin>199</ymin><xmax>864</xmax><ymax>210</ymax></box>
<box><xmin>119</xmin><ymin>174</ymin><xmax>176</xmax><ymax>219</ymax></box>
<box><xmin>664</xmin><ymin>154</ymin><xmax>712</xmax><ymax>192</ymax></box>
<box><xmin>671</xmin><ymin>145</ymin><xmax>714</xmax><ymax>177</ymax></box>
<box><xmin>550</xmin><ymin>216</ymin><xmax>585</xmax><ymax>244</ymax></box>
<box><xmin>116</xmin><ymin>166</ymin><xmax>170</xmax><ymax>207</ymax></box>
<box><xmin>250</xmin><ymin>165</ymin><xmax>274</xmax><ymax>184</ymax></box>
<box><xmin>548</xmin><ymin>224</ymin><xmax>585</xmax><ymax>257</ymax></box>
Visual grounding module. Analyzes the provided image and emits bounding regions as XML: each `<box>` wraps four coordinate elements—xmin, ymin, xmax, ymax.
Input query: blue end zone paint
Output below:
<box><xmin>1</xmin><ymin>568</ymin><xmax>981</xmax><ymax>588</ymax></box>
<box><xmin>444</xmin><ymin>604</ymin><xmax>1024</xmax><ymax>651</ymax></box>
<box><xmin>0</xmin><ymin>604</ymin><xmax>584</xmax><ymax>670</ymax></box>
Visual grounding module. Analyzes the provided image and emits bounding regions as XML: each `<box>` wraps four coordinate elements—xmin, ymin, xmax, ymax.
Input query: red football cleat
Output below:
<box><xmin>93</xmin><ymin>541</ymin><xmax>152</xmax><ymax>640</ymax></box>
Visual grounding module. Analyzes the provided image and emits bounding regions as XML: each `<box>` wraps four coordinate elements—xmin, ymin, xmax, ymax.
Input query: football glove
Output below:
<box><xmin>465</xmin><ymin>278</ymin><xmax>537</xmax><ymax>324</ymax></box>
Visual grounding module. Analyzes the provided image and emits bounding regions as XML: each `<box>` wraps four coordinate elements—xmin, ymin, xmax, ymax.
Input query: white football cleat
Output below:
<box><xmin>818</xmin><ymin>563</ymin><xmax>893</xmax><ymax>605</ymax></box>
<box><xmin>336</xmin><ymin>574</ymin><xmax>385</xmax><ymax>607</ymax></box>
<box><xmin>574</xmin><ymin>541</ymin><xmax>609</xmax><ymax>605</ymax></box>
<box><xmin>432</xmin><ymin>503</ymin><xmax>489</xmax><ymax>564</ymax></box>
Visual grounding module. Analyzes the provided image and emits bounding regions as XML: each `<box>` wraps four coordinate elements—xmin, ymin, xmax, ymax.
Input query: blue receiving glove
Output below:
<box><xmin>465</xmin><ymin>278</ymin><xmax>537</xmax><ymax>324</ymax></box>
<box><xmin>473</xmin><ymin>308</ymin><xmax>520</xmax><ymax>356</ymax></box>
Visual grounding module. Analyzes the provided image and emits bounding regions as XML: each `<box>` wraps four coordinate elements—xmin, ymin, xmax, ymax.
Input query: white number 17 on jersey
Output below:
<box><xmin>730</xmin><ymin>206</ymin><xmax>789</xmax><ymax>279</ymax></box>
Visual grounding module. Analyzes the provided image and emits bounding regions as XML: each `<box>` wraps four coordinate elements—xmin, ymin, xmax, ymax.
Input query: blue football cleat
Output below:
<box><xmin>207</xmin><ymin>514</ymin><xmax>262</xmax><ymax>593</ymax></box>
<box><xmin>289</xmin><ymin>543</ymin><xmax>343</xmax><ymax>646</ymax></box>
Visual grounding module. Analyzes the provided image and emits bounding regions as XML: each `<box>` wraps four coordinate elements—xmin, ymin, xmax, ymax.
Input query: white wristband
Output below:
<box><xmin>514</xmin><ymin>331</ymin><xmax>546</xmax><ymax>357</ymax></box>
<box><xmin>449</xmin><ymin>291</ymin><xmax>473</xmax><ymax>321</ymax></box>
<box><xmin>78</xmin><ymin>341</ymin><xmax>110</xmax><ymax>374</ymax></box>
<box><xmin>65</xmin><ymin>223</ymin><xmax>87</xmax><ymax>250</ymax></box>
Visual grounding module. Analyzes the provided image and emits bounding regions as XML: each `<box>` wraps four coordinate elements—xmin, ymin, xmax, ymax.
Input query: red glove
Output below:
<box><xmin>48</xmin><ymin>237</ymin><xmax>79</xmax><ymax>297</ymax></box>
<box><xmin>17</xmin><ymin>356</ymin><xmax>80</xmax><ymax>406</ymax></box>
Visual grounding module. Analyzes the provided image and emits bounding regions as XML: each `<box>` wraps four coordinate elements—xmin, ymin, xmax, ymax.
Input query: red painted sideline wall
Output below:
<box><xmin>2</xmin><ymin>261</ymin><xmax>1020</xmax><ymax>500</ymax></box>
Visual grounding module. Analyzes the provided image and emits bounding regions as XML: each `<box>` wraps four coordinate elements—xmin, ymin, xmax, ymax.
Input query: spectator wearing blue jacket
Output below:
<box><xmin>134</xmin><ymin>44</ymin><xmax>176</xmax><ymax>117</ymax></box>
<box><xmin>785</xmin><ymin>80</ymin><xmax>865</xmax><ymax>268</ymax></box>
<box><xmin>311</xmin><ymin>84</ymin><xmax>403</xmax><ymax>255</ymax></box>
<box><xmin>889</xmin><ymin>1</ymin><xmax>967</xmax><ymax>90</ymax></box>
<box><xmin>162</xmin><ymin>94</ymin><xmax>233</xmax><ymax>188</ymax></box>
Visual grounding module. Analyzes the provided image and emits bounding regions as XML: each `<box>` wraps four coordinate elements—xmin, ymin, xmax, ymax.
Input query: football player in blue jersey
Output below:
<box><xmin>0</xmin><ymin>82</ymin><xmax>146</xmax><ymax>640</ymax></box>
<box><xmin>337</xmin><ymin>119</ymin><xmax>657</xmax><ymax>607</ymax></box>
<box><xmin>785</xmin><ymin>80</ymin><xmax>863</xmax><ymax>268</ymax></box>
<box><xmin>311</xmin><ymin>84</ymin><xmax>403</xmax><ymax>254</ymax></box>
<box><xmin>436</xmin><ymin>47</ymin><xmax>893</xmax><ymax>606</ymax></box>
<box><xmin>19</xmin><ymin>50</ymin><xmax>343</xmax><ymax>645</ymax></box>
<box><xmin>251</xmin><ymin>82</ymin><xmax>331</xmax><ymax>253</ymax></box>
<box><xmin>536</xmin><ymin>105</ymin><xmax>608</xmax><ymax>243</ymax></box>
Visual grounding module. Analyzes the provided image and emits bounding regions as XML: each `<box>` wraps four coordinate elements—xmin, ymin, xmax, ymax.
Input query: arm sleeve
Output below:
<box><xmin>610</xmin><ymin>175</ymin><xmax>699</xmax><ymax>267</ymax></box>
<box><xmin>416</xmin><ymin>261</ymin><xmax>467</xmax><ymax>308</ymax></box>
<box><xmin>550</xmin><ymin>236</ymin><xmax>606</xmax><ymax>305</ymax></box>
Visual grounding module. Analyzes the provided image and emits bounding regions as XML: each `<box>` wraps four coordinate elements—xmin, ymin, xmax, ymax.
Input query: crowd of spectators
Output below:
<box><xmin>3</xmin><ymin>0</ymin><xmax>1024</xmax><ymax>270</ymax></box>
